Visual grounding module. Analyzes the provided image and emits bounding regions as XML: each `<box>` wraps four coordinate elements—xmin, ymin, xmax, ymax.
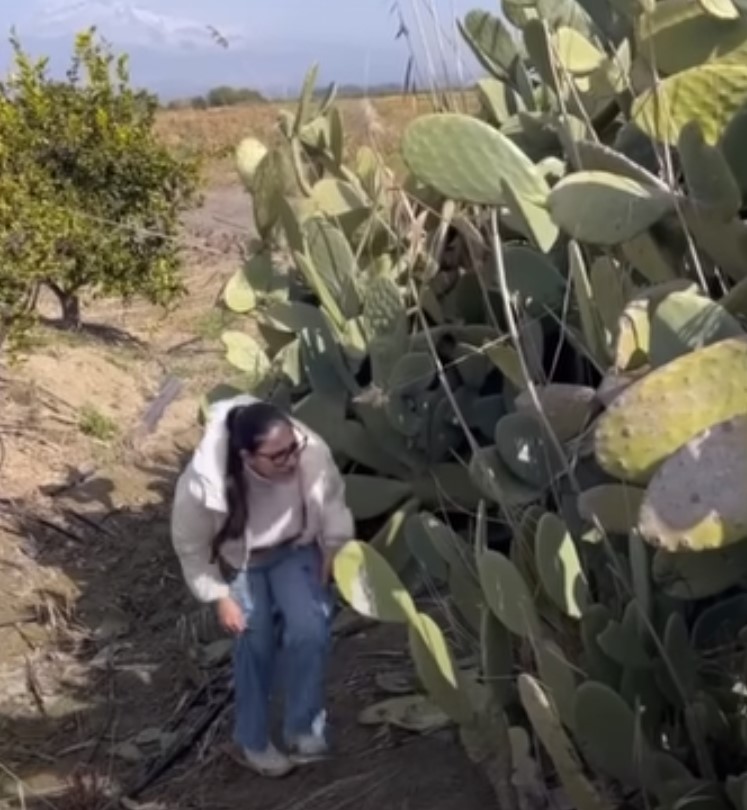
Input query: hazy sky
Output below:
<box><xmin>0</xmin><ymin>0</ymin><xmax>478</xmax><ymax>49</ymax></box>
<box><xmin>0</xmin><ymin>0</ymin><xmax>484</xmax><ymax>95</ymax></box>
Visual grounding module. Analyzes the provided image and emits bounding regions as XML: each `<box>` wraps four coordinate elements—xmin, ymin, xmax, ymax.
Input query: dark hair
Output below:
<box><xmin>210</xmin><ymin>402</ymin><xmax>291</xmax><ymax>563</ymax></box>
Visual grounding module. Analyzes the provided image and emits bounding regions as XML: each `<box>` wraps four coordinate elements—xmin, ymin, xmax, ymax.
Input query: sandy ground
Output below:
<box><xmin>0</xmin><ymin>181</ymin><xmax>494</xmax><ymax>810</ymax></box>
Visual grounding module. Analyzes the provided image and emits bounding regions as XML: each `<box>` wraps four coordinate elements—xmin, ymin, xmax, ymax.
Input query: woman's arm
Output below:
<box><xmin>318</xmin><ymin>449</ymin><xmax>355</xmax><ymax>552</ymax></box>
<box><xmin>171</xmin><ymin>470</ymin><xmax>231</xmax><ymax>604</ymax></box>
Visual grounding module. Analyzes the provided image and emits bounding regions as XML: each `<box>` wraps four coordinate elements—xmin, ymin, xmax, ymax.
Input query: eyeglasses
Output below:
<box><xmin>255</xmin><ymin>432</ymin><xmax>308</xmax><ymax>466</ymax></box>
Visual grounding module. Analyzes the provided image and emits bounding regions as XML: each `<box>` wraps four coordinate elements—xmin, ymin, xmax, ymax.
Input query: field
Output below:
<box><xmin>154</xmin><ymin>92</ymin><xmax>478</xmax><ymax>183</ymax></box>
<box><xmin>0</xmin><ymin>95</ymin><xmax>493</xmax><ymax>810</ymax></box>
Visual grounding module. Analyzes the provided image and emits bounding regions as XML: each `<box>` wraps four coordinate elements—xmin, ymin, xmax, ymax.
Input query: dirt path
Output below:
<box><xmin>0</xmin><ymin>184</ymin><xmax>494</xmax><ymax>810</ymax></box>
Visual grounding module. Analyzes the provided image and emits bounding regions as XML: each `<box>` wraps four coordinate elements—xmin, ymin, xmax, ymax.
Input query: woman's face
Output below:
<box><xmin>244</xmin><ymin>421</ymin><xmax>305</xmax><ymax>480</ymax></box>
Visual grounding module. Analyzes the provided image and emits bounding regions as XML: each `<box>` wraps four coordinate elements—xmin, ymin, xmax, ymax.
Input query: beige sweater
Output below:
<box><xmin>218</xmin><ymin>467</ymin><xmax>306</xmax><ymax>569</ymax></box>
<box><xmin>170</xmin><ymin>394</ymin><xmax>354</xmax><ymax>603</ymax></box>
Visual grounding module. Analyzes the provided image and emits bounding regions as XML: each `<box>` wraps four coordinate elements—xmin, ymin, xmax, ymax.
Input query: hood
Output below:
<box><xmin>190</xmin><ymin>393</ymin><xmax>261</xmax><ymax>513</ymax></box>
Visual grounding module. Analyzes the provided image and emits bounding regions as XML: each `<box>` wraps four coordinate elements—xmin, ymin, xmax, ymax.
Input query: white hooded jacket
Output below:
<box><xmin>170</xmin><ymin>394</ymin><xmax>354</xmax><ymax>604</ymax></box>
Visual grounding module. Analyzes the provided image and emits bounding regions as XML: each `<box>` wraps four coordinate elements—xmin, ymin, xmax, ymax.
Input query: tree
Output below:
<box><xmin>0</xmin><ymin>28</ymin><xmax>200</xmax><ymax>339</ymax></box>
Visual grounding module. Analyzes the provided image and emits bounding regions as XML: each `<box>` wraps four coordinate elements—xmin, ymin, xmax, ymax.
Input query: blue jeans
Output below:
<box><xmin>228</xmin><ymin>543</ymin><xmax>333</xmax><ymax>752</ymax></box>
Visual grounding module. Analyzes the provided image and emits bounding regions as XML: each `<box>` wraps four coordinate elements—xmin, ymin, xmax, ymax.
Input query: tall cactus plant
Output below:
<box><xmin>202</xmin><ymin>4</ymin><xmax>747</xmax><ymax>807</ymax></box>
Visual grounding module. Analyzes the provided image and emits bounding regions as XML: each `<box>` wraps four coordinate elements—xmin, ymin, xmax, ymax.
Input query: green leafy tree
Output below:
<box><xmin>0</xmin><ymin>28</ymin><xmax>200</xmax><ymax>339</ymax></box>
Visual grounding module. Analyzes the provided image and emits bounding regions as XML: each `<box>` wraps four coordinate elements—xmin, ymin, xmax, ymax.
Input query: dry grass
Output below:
<box><xmin>155</xmin><ymin>92</ymin><xmax>477</xmax><ymax>185</ymax></box>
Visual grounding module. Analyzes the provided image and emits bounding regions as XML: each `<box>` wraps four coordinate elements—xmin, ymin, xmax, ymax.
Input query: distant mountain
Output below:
<box><xmin>1</xmin><ymin>0</ymin><xmax>416</xmax><ymax>98</ymax></box>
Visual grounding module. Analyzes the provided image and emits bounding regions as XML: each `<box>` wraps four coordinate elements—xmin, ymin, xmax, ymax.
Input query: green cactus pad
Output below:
<box><xmin>478</xmin><ymin>549</ymin><xmax>541</xmax><ymax>638</ymax></box>
<box><xmin>408</xmin><ymin>611</ymin><xmax>475</xmax><ymax>724</ymax></box>
<box><xmin>577</xmin><ymin>485</ymin><xmax>647</xmax><ymax>537</ymax></box>
<box><xmin>535</xmin><ymin>638</ymin><xmax>578</xmax><ymax>731</ymax></box>
<box><xmin>404</xmin><ymin>513</ymin><xmax>449</xmax><ymax>584</ymax></box>
<box><xmin>401</xmin><ymin>113</ymin><xmax>550</xmax><ymax>207</ymax></box>
<box><xmin>256</xmin><ymin>301</ymin><xmax>328</xmax><ymax>335</ymax></box>
<box><xmin>653</xmin><ymin>540</ymin><xmax>747</xmax><ymax>599</ymax></box>
<box><xmin>235</xmin><ymin>137</ymin><xmax>268</xmax><ymax>192</ymax></box>
<box><xmin>515</xmin><ymin>384</ymin><xmax>596</xmax><ymax>442</ymax></box>
<box><xmin>221</xmin><ymin>331</ymin><xmax>271</xmax><ymax>384</ymax></box>
<box><xmin>481</xmin><ymin>608</ymin><xmax>514</xmax><ymax>707</ymax></box>
<box><xmin>574</xmin><ymin>139</ymin><xmax>666</xmax><ymax>189</ymax></box>
<box><xmin>333</xmin><ymin>540</ymin><xmax>417</xmax><ymax>624</ymax></box>
<box><xmin>470</xmin><ymin>446</ymin><xmax>545</xmax><ymax>507</ymax></box>
<box><xmin>633</xmin><ymin>61</ymin><xmax>747</xmax><ymax>145</ymax></box>
<box><xmin>621</xmin><ymin>230</ymin><xmax>679</xmax><ymax>285</ymax></box>
<box><xmin>310</xmin><ymin>178</ymin><xmax>369</xmax><ymax>219</ymax></box>
<box><xmin>580</xmin><ymin>604</ymin><xmax>621</xmax><ymax>689</ymax></box>
<box><xmin>678</xmin><ymin>120</ymin><xmax>742</xmax><ymax>220</ymax></box>
<box><xmin>458</xmin><ymin>10</ymin><xmax>520</xmax><ymax>80</ymax></box>
<box><xmin>552</xmin><ymin>26</ymin><xmax>605</xmax><ymax>74</ymax></box>
<box><xmin>501</xmin><ymin>179</ymin><xmax>559</xmax><ymax>253</ymax></box>
<box><xmin>548</xmin><ymin>172</ymin><xmax>675</xmax><ymax>245</ymax></box>
<box><xmin>636</xmin><ymin>0</ymin><xmax>747</xmax><ymax>76</ymax></box>
<box><xmin>370</xmin><ymin>498</ymin><xmax>420</xmax><ymax>575</ymax></box>
<box><xmin>535</xmin><ymin>513</ymin><xmax>590</xmax><ymax>619</ymax></box>
<box><xmin>719</xmin><ymin>105</ymin><xmax>747</xmax><ymax>194</ymax></box>
<box><xmin>685</xmin><ymin>213</ymin><xmax>747</xmax><ymax>283</ymax></box>
<box><xmin>305</xmin><ymin>218</ymin><xmax>361</xmax><ymax>319</ymax></box>
<box><xmin>494</xmin><ymin>412</ymin><xmax>566</xmax><ymax>489</ymax></box>
<box><xmin>343</xmin><ymin>475</ymin><xmax>412</xmax><ymax>521</ymax></box>
<box><xmin>357</xmin><ymin>694</ymin><xmax>450</xmax><ymax>733</ymax></box>
<box><xmin>594</xmin><ymin>336</ymin><xmax>747</xmax><ymax>483</ymax></box>
<box><xmin>387</xmin><ymin>352</ymin><xmax>436</xmax><ymax>396</ymax></box>
<box><xmin>573</xmin><ymin>680</ymin><xmax>651</xmax><ymax>786</ymax></box>
<box><xmin>649</xmin><ymin>289</ymin><xmax>743</xmax><ymax>368</ymax></box>
<box><xmin>518</xmin><ymin>675</ymin><xmax>614</xmax><ymax>810</ymax></box>
<box><xmin>663</xmin><ymin>613</ymin><xmax>699</xmax><ymax>702</ymax></box>
<box><xmin>486</xmin><ymin>343</ymin><xmax>527</xmax><ymax>390</ymax></box>
<box><xmin>597</xmin><ymin>601</ymin><xmax>652</xmax><ymax>669</ymax></box>
<box><xmin>476</xmin><ymin>77</ymin><xmax>520</xmax><ymax>126</ymax></box>
<box><xmin>590</xmin><ymin>257</ymin><xmax>634</xmax><ymax>349</ymax></box>
<box><xmin>639</xmin><ymin>414</ymin><xmax>747</xmax><ymax>551</ymax></box>
<box><xmin>299</xmin><ymin>322</ymin><xmax>358</xmax><ymax>401</ymax></box>
<box><xmin>502</xmin><ymin>245</ymin><xmax>566</xmax><ymax>314</ymax></box>
<box><xmin>569</xmin><ymin>241</ymin><xmax>609</xmax><ymax>367</ymax></box>
<box><xmin>333</xmin><ymin>421</ymin><xmax>410</xmax><ymax>480</ymax></box>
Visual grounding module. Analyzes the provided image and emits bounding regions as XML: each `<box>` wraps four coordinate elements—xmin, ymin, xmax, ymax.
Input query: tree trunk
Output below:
<box><xmin>46</xmin><ymin>282</ymin><xmax>82</xmax><ymax>330</ymax></box>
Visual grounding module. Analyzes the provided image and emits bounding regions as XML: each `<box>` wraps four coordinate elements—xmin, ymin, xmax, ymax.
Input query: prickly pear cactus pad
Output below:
<box><xmin>401</xmin><ymin>113</ymin><xmax>550</xmax><ymax>207</ymax></box>
<box><xmin>547</xmin><ymin>171</ymin><xmax>675</xmax><ymax>245</ymax></box>
<box><xmin>638</xmin><ymin>415</ymin><xmax>747</xmax><ymax>551</ymax></box>
<box><xmin>594</xmin><ymin>336</ymin><xmax>747</xmax><ymax>483</ymax></box>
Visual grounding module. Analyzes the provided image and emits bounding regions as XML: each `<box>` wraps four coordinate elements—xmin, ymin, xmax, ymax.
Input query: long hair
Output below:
<box><xmin>210</xmin><ymin>401</ymin><xmax>291</xmax><ymax>563</ymax></box>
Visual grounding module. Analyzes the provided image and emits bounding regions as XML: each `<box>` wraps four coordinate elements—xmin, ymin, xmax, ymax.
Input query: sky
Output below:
<box><xmin>0</xmin><ymin>0</ymin><xmax>485</xmax><ymax>96</ymax></box>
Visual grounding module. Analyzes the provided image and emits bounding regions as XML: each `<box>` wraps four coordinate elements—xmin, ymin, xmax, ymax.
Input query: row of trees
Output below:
<box><xmin>165</xmin><ymin>85</ymin><xmax>267</xmax><ymax>110</ymax></box>
<box><xmin>0</xmin><ymin>29</ymin><xmax>200</xmax><ymax>347</ymax></box>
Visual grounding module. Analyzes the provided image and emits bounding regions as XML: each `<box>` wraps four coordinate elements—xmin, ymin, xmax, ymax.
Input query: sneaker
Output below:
<box><xmin>287</xmin><ymin>734</ymin><xmax>330</xmax><ymax>764</ymax></box>
<box><xmin>235</xmin><ymin>743</ymin><xmax>296</xmax><ymax>778</ymax></box>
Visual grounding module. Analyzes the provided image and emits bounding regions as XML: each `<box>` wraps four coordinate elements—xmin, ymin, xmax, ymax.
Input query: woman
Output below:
<box><xmin>170</xmin><ymin>394</ymin><xmax>354</xmax><ymax>778</ymax></box>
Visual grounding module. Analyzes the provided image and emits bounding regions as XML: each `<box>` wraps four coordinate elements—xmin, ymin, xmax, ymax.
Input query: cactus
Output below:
<box><xmin>207</xmin><ymin>7</ymin><xmax>747</xmax><ymax>805</ymax></box>
<box><xmin>235</xmin><ymin>137</ymin><xmax>268</xmax><ymax>192</ymax></box>
<box><xmin>518</xmin><ymin>675</ymin><xmax>614</xmax><ymax>810</ymax></box>
<box><xmin>332</xmin><ymin>540</ymin><xmax>417</xmax><ymax>623</ymax></box>
<box><xmin>535</xmin><ymin>513</ymin><xmax>590</xmax><ymax>619</ymax></box>
<box><xmin>648</xmin><ymin>288</ymin><xmax>743</xmax><ymax>367</ymax></box>
<box><xmin>638</xmin><ymin>414</ymin><xmax>747</xmax><ymax>551</ymax></box>
<box><xmin>573</xmin><ymin>680</ymin><xmax>651</xmax><ymax>787</ymax></box>
<box><xmin>515</xmin><ymin>384</ymin><xmax>596</xmax><ymax>442</ymax></box>
<box><xmin>402</xmin><ymin>113</ymin><xmax>550</xmax><ymax>207</ymax></box>
<box><xmin>478</xmin><ymin>549</ymin><xmax>541</xmax><ymax>638</ymax></box>
<box><xmin>632</xmin><ymin>61</ymin><xmax>747</xmax><ymax>145</ymax></box>
<box><xmin>548</xmin><ymin>171</ymin><xmax>675</xmax><ymax>245</ymax></box>
<box><xmin>594</xmin><ymin>337</ymin><xmax>747</xmax><ymax>484</ymax></box>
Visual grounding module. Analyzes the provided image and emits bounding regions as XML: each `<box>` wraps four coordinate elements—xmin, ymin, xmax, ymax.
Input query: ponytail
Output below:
<box><xmin>209</xmin><ymin>402</ymin><xmax>290</xmax><ymax>564</ymax></box>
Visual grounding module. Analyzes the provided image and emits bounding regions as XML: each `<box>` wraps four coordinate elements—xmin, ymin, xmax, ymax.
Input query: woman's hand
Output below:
<box><xmin>216</xmin><ymin>596</ymin><xmax>246</xmax><ymax>635</ymax></box>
